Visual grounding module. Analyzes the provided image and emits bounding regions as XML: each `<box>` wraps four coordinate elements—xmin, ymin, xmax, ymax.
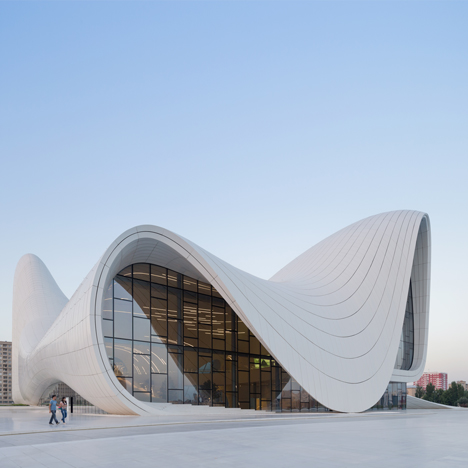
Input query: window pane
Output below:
<box><xmin>168</xmin><ymin>353</ymin><xmax>183</xmax><ymax>389</ymax></box>
<box><xmin>183</xmin><ymin>293</ymin><xmax>197</xmax><ymax>307</ymax></box>
<box><xmin>213</xmin><ymin>353</ymin><xmax>225</xmax><ymax>372</ymax></box>
<box><xmin>238</xmin><ymin>320</ymin><xmax>249</xmax><ymax>341</ymax></box>
<box><xmin>213</xmin><ymin>373</ymin><xmax>225</xmax><ymax>405</ymax></box>
<box><xmin>117</xmin><ymin>377</ymin><xmax>132</xmax><ymax>392</ymax></box>
<box><xmin>102</xmin><ymin>283</ymin><xmax>113</xmax><ymax>319</ymax></box>
<box><xmin>151</xmin><ymin>374</ymin><xmax>167</xmax><ymax>402</ymax></box>
<box><xmin>199</xmin><ymin>375</ymin><xmax>212</xmax><ymax>406</ymax></box>
<box><xmin>117</xmin><ymin>266</ymin><xmax>132</xmax><ymax>278</ymax></box>
<box><xmin>114</xmin><ymin>300</ymin><xmax>132</xmax><ymax>340</ymax></box>
<box><xmin>183</xmin><ymin>276</ymin><xmax>197</xmax><ymax>292</ymax></box>
<box><xmin>282</xmin><ymin>373</ymin><xmax>291</xmax><ymax>392</ymax></box>
<box><xmin>272</xmin><ymin>367</ymin><xmax>282</xmax><ymax>391</ymax></box>
<box><xmin>198</xmin><ymin>281</ymin><xmax>211</xmax><ymax>296</ymax></box>
<box><xmin>213</xmin><ymin>339</ymin><xmax>225</xmax><ymax>351</ymax></box>
<box><xmin>291</xmin><ymin>378</ymin><xmax>300</xmax><ymax>391</ymax></box>
<box><xmin>134</xmin><ymin>341</ymin><xmax>150</xmax><ymax>355</ymax></box>
<box><xmin>250</xmin><ymin>334</ymin><xmax>260</xmax><ymax>355</ymax></box>
<box><xmin>225</xmin><ymin>305</ymin><xmax>233</xmax><ymax>330</ymax></box>
<box><xmin>151</xmin><ymin>298</ymin><xmax>167</xmax><ymax>338</ymax></box>
<box><xmin>226</xmin><ymin>359</ymin><xmax>237</xmax><ymax>392</ymax></box>
<box><xmin>133</xmin><ymin>280</ymin><xmax>150</xmax><ymax>318</ymax></box>
<box><xmin>151</xmin><ymin>266</ymin><xmax>167</xmax><ymax>285</ymax></box>
<box><xmin>134</xmin><ymin>318</ymin><xmax>151</xmax><ymax>342</ymax></box>
<box><xmin>114</xmin><ymin>277</ymin><xmax>132</xmax><ymax>301</ymax></box>
<box><xmin>168</xmin><ymin>389</ymin><xmax>183</xmax><ymax>404</ymax></box>
<box><xmin>199</xmin><ymin>354</ymin><xmax>212</xmax><ymax>374</ymax></box>
<box><xmin>151</xmin><ymin>343</ymin><xmax>167</xmax><ymax>373</ymax></box>
<box><xmin>104</xmin><ymin>337</ymin><xmax>113</xmax><ymax>360</ymax></box>
<box><xmin>167</xmin><ymin>270</ymin><xmax>181</xmax><ymax>288</ymax></box>
<box><xmin>168</xmin><ymin>288</ymin><xmax>181</xmax><ymax>319</ymax></box>
<box><xmin>226</xmin><ymin>392</ymin><xmax>237</xmax><ymax>409</ymax></box>
<box><xmin>261</xmin><ymin>370</ymin><xmax>271</xmax><ymax>400</ymax></box>
<box><xmin>168</xmin><ymin>320</ymin><xmax>183</xmax><ymax>346</ymax></box>
<box><xmin>133</xmin><ymin>263</ymin><xmax>150</xmax><ymax>282</ymax></box>
<box><xmin>114</xmin><ymin>339</ymin><xmax>132</xmax><ymax>377</ymax></box>
<box><xmin>292</xmin><ymin>391</ymin><xmax>300</xmax><ymax>411</ymax></box>
<box><xmin>238</xmin><ymin>355</ymin><xmax>249</xmax><ymax>371</ymax></box>
<box><xmin>212</xmin><ymin>307</ymin><xmax>225</xmax><ymax>340</ymax></box>
<box><xmin>134</xmin><ymin>392</ymin><xmax>151</xmax><ymax>402</ymax></box>
<box><xmin>199</xmin><ymin>324</ymin><xmax>211</xmax><ymax>349</ymax></box>
<box><xmin>238</xmin><ymin>371</ymin><xmax>249</xmax><ymax>402</ymax></box>
<box><xmin>238</xmin><ymin>340</ymin><xmax>249</xmax><ymax>353</ymax></box>
<box><xmin>102</xmin><ymin>319</ymin><xmax>113</xmax><ymax>338</ymax></box>
<box><xmin>226</xmin><ymin>330</ymin><xmax>233</xmax><ymax>352</ymax></box>
<box><xmin>184</xmin><ymin>374</ymin><xmax>198</xmax><ymax>404</ymax></box>
<box><xmin>134</xmin><ymin>354</ymin><xmax>151</xmax><ymax>392</ymax></box>
<box><xmin>152</xmin><ymin>297</ymin><xmax>167</xmax><ymax>316</ymax></box>
<box><xmin>151</xmin><ymin>284</ymin><xmax>167</xmax><ymax>299</ymax></box>
<box><xmin>262</xmin><ymin>400</ymin><xmax>272</xmax><ymax>411</ymax></box>
<box><xmin>184</xmin><ymin>349</ymin><xmax>198</xmax><ymax>373</ymax></box>
<box><xmin>198</xmin><ymin>295</ymin><xmax>211</xmax><ymax>324</ymax></box>
<box><xmin>212</xmin><ymin>286</ymin><xmax>222</xmax><ymax>299</ymax></box>
<box><xmin>250</xmin><ymin>359</ymin><xmax>260</xmax><ymax>394</ymax></box>
<box><xmin>183</xmin><ymin>303</ymin><xmax>197</xmax><ymax>339</ymax></box>
<box><xmin>282</xmin><ymin>399</ymin><xmax>292</xmax><ymax>411</ymax></box>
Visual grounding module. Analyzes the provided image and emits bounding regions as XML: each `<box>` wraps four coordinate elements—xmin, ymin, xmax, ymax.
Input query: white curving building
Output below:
<box><xmin>12</xmin><ymin>210</ymin><xmax>431</xmax><ymax>414</ymax></box>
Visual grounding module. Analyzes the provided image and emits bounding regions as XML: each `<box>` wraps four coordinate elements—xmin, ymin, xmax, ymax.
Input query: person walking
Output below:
<box><xmin>59</xmin><ymin>397</ymin><xmax>68</xmax><ymax>424</ymax></box>
<box><xmin>49</xmin><ymin>395</ymin><xmax>60</xmax><ymax>425</ymax></box>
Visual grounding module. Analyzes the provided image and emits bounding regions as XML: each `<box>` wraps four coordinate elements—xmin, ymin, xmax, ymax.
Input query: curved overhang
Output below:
<box><xmin>12</xmin><ymin>210</ymin><xmax>431</xmax><ymax>414</ymax></box>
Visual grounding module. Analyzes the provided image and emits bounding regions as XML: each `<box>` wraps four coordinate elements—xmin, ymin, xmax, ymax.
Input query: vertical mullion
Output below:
<box><xmin>112</xmin><ymin>279</ymin><xmax>115</xmax><ymax>378</ymax></box>
<box><xmin>149</xmin><ymin>273</ymin><xmax>152</xmax><ymax>402</ymax></box>
<box><xmin>165</xmin><ymin>267</ymin><xmax>169</xmax><ymax>402</ymax></box>
<box><xmin>131</xmin><ymin>265</ymin><xmax>134</xmax><ymax>397</ymax></box>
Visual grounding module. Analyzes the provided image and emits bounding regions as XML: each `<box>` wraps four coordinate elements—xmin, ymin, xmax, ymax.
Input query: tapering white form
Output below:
<box><xmin>12</xmin><ymin>210</ymin><xmax>431</xmax><ymax>414</ymax></box>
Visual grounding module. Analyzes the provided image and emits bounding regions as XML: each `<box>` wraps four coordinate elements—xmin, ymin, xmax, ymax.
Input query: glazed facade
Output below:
<box><xmin>102</xmin><ymin>263</ymin><xmax>331</xmax><ymax>410</ymax></box>
<box><xmin>394</xmin><ymin>282</ymin><xmax>414</xmax><ymax>371</ymax></box>
<box><xmin>102</xmin><ymin>263</ymin><xmax>409</xmax><ymax>411</ymax></box>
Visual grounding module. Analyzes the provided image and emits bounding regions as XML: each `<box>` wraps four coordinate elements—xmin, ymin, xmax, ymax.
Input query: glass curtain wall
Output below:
<box><xmin>102</xmin><ymin>263</ymin><xmax>406</xmax><ymax>411</ymax></box>
<box><xmin>371</xmin><ymin>382</ymin><xmax>407</xmax><ymax>410</ymax></box>
<box><xmin>394</xmin><ymin>281</ymin><xmax>414</xmax><ymax>371</ymax></box>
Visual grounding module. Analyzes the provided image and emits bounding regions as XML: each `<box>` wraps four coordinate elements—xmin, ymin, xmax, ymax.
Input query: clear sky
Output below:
<box><xmin>1</xmin><ymin>1</ymin><xmax>467</xmax><ymax>382</ymax></box>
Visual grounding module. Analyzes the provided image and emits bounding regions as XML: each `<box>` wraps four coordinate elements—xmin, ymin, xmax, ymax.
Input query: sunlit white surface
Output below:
<box><xmin>12</xmin><ymin>210</ymin><xmax>430</xmax><ymax>414</ymax></box>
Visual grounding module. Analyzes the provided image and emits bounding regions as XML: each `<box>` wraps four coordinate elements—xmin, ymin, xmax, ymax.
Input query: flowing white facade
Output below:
<box><xmin>12</xmin><ymin>210</ymin><xmax>431</xmax><ymax>414</ymax></box>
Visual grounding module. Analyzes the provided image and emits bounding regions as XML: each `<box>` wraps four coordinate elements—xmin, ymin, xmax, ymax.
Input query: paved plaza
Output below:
<box><xmin>0</xmin><ymin>408</ymin><xmax>467</xmax><ymax>467</ymax></box>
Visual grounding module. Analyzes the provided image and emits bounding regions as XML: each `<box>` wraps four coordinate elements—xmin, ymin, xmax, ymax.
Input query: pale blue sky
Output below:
<box><xmin>1</xmin><ymin>1</ymin><xmax>467</xmax><ymax>381</ymax></box>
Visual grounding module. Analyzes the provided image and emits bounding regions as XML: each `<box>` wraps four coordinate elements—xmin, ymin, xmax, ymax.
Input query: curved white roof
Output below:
<box><xmin>12</xmin><ymin>210</ymin><xmax>430</xmax><ymax>414</ymax></box>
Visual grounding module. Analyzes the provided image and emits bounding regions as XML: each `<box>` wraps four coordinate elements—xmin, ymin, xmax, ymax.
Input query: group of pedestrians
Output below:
<box><xmin>48</xmin><ymin>395</ymin><xmax>68</xmax><ymax>425</ymax></box>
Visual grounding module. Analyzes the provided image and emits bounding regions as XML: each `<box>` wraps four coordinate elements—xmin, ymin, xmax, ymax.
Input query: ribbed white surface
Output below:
<box><xmin>12</xmin><ymin>210</ymin><xmax>430</xmax><ymax>414</ymax></box>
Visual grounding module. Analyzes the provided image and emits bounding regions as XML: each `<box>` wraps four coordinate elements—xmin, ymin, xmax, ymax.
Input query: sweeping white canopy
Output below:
<box><xmin>12</xmin><ymin>210</ymin><xmax>430</xmax><ymax>414</ymax></box>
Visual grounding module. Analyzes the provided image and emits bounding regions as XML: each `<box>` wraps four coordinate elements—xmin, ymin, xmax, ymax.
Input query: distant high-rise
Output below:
<box><xmin>0</xmin><ymin>341</ymin><xmax>13</xmax><ymax>404</ymax></box>
<box><xmin>415</xmin><ymin>372</ymin><xmax>448</xmax><ymax>391</ymax></box>
<box><xmin>456</xmin><ymin>380</ymin><xmax>468</xmax><ymax>391</ymax></box>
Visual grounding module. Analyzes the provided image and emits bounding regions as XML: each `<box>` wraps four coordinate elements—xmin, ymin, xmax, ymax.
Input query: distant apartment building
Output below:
<box><xmin>415</xmin><ymin>372</ymin><xmax>448</xmax><ymax>391</ymax></box>
<box><xmin>0</xmin><ymin>341</ymin><xmax>13</xmax><ymax>404</ymax></box>
<box><xmin>407</xmin><ymin>386</ymin><xmax>417</xmax><ymax>397</ymax></box>
<box><xmin>457</xmin><ymin>380</ymin><xmax>468</xmax><ymax>391</ymax></box>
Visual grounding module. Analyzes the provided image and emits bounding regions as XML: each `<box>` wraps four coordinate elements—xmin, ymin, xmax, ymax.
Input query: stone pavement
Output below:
<box><xmin>0</xmin><ymin>407</ymin><xmax>467</xmax><ymax>467</ymax></box>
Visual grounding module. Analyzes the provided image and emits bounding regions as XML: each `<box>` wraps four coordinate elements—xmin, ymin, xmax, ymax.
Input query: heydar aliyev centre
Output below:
<box><xmin>12</xmin><ymin>210</ymin><xmax>430</xmax><ymax>414</ymax></box>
